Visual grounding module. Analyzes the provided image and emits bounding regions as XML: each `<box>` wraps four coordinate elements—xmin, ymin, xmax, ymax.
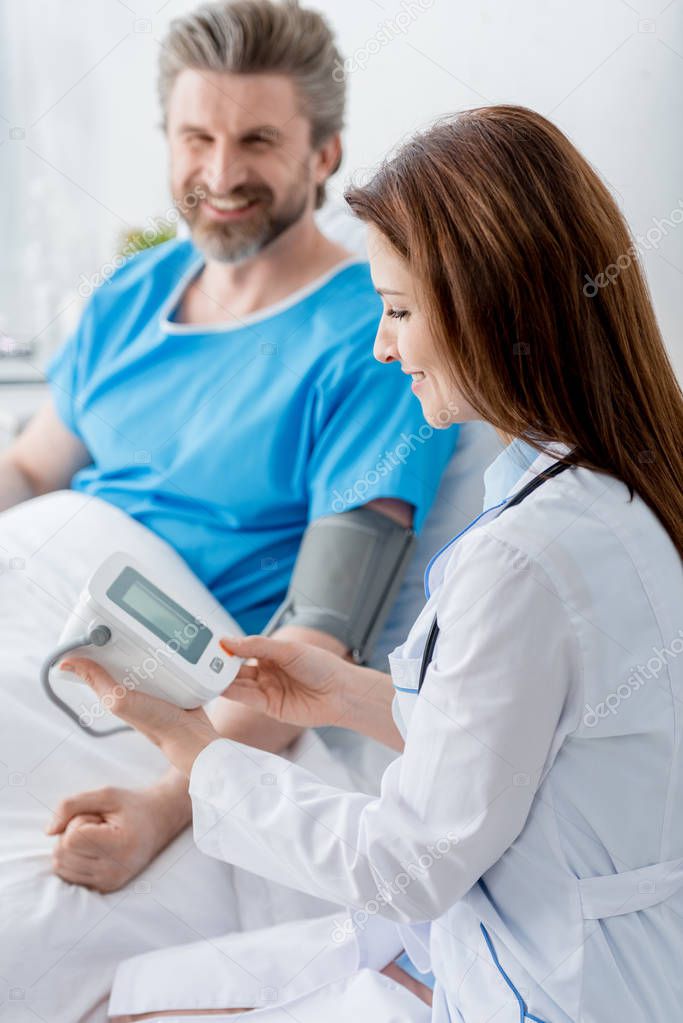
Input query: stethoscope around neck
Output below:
<box><xmin>416</xmin><ymin>458</ymin><xmax>571</xmax><ymax>694</ymax></box>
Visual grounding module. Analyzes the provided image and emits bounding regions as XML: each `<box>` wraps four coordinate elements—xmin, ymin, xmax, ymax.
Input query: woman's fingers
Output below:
<box><xmin>60</xmin><ymin>658</ymin><xmax>183</xmax><ymax>738</ymax></box>
<box><xmin>231</xmin><ymin>663</ymin><xmax>259</xmax><ymax>683</ymax></box>
<box><xmin>220</xmin><ymin>635</ymin><xmax>294</xmax><ymax>664</ymax></box>
<box><xmin>60</xmin><ymin>657</ymin><xmax>118</xmax><ymax>702</ymax></box>
<box><xmin>57</xmin><ymin>660</ymin><xmax>218</xmax><ymax>778</ymax></box>
<box><xmin>222</xmin><ymin>678</ymin><xmax>269</xmax><ymax>711</ymax></box>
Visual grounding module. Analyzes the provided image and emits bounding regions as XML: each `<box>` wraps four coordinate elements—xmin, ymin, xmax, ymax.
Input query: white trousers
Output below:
<box><xmin>108</xmin><ymin>912</ymin><xmax>430</xmax><ymax>1023</ymax></box>
<box><xmin>122</xmin><ymin>970</ymin><xmax>430</xmax><ymax>1023</ymax></box>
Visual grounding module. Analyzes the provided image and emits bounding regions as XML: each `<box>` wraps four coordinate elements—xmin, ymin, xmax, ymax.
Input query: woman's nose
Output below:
<box><xmin>373</xmin><ymin>325</ymin><xmax>399</xmax><ymax>365</ymax></box>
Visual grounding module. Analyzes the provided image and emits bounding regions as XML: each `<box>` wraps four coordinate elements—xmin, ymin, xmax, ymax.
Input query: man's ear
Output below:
<box><xmin>314</xmin><ymin>132</ymin><xmax>343</xmax><ymax>186</ymax></box>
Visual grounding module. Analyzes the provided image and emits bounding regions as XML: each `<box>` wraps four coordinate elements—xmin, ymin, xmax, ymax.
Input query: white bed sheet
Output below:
<box><xmin>0</xmin><ymin>493</ymin><xmax>353</xmax><ymax>1023</ymax></box>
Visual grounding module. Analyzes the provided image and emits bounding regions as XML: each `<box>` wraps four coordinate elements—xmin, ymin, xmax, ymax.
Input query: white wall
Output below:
<box><xmin>1</xmin><ymin>0</ymin><xmax>681</xmax><ymax>376</ymax></box>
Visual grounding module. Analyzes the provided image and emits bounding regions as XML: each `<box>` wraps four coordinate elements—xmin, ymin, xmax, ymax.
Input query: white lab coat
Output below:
<box><xmin>109</xmin><ymin>447</ymin><xmax>683</xmax><ymax>1022</ymax></box>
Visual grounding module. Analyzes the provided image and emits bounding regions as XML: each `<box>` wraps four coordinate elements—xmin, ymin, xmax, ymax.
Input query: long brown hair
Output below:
<box><xmin>345</xmin><ymin>105</ymin><xmax>683</xmax><ymax>558</ymax></box>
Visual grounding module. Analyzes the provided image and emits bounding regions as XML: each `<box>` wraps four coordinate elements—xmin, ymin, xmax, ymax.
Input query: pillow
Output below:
<box><xmin>370</xmin><ymin>422</ymin><xmax>503</xmax><ymax>667</ymax></box>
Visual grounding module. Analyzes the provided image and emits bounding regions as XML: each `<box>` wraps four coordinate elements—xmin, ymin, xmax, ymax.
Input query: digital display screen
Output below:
<box><xmin>122</xmin><ymin>581</ymin><xmax>194</xmax><ymax>648</ymax></box>
<box><xmin>107</xmin><ymin>567</ymin><xmax>212</xmax><ymax>665</ymax></box>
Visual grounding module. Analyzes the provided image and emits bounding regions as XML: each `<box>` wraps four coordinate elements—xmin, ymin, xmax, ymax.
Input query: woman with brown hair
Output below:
<box><xmin>65</xmin><ymin>106</ymin><xmax>683</xmax><ymax>1022</ymax></box>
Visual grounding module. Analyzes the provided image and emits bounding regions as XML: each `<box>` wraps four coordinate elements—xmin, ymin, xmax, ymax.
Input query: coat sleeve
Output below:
<box><xmin>189</xmin><ymin>530</ymin><xmax>578</xmax><ymax>924</ymax></box>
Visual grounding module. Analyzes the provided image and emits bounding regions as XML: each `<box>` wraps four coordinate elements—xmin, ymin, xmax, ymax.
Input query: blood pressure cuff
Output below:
<box><xmin>266</xmin><ymin>507</ymin><xmax>415</xmax><ymax>662</ymax></box>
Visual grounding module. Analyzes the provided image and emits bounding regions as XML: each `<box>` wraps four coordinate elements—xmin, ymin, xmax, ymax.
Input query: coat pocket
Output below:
<box><xmin>578</xmin><ymin>857</ymin><xmax>683</xmax><ymax>920</ymax></box>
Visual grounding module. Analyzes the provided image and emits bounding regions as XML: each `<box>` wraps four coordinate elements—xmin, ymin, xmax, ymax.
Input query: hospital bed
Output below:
<box><xmin>0</xmin><ymin>405</ymin><xmax>499</xmax><ymax>1023</ymax></box>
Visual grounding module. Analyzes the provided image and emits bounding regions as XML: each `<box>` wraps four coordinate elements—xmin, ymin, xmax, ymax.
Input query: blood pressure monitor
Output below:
<box><xmin>44</xmin><ymin>553</ymin><xmax>243</xmax><ymax>724</ymax></box>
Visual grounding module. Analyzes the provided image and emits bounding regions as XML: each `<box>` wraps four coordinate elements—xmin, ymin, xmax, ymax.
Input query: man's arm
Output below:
<box><xmin>207</xmin><ymin>495</ymin><xmax>412</xmax><ymax>755</ymax></box>
<box><xmin>0</xmin><ymin>399</ymin><xmax>90</xmax><ymax>511</ymax></box>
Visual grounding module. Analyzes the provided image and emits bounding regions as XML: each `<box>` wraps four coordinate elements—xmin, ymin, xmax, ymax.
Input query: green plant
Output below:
<box><xmin>117</xmin><ymin>219</ymin><xmax>177</xmax><ymax>259</ymax></box>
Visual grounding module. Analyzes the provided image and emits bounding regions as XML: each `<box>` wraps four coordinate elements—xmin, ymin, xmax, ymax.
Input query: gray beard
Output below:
<box><xmin>195</xmin><ymin>229</ymin><xmax>269</xmax><ymax>265</ymax></box>
<box><xmin>182</xmin><ymin>181</ymin><xmax>310</xmax><ymax>265</ymax></box>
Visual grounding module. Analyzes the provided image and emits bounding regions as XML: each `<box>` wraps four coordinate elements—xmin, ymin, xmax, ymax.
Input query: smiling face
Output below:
<box><xmin>367</xmin><ymin>225</ymin><xmax>476</xmax><ymax>428</ymax></box>
<box><xmin>167</xmin><ymin>70</ymin><xmax>335</xmax><ymax>263</ymax></box>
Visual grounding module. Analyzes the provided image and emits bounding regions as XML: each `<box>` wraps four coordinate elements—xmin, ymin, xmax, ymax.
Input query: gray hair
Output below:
<box><xmin>158</xmin><ymin>0</ymin><xmax>346</xmax><ymax>208</ymax></box>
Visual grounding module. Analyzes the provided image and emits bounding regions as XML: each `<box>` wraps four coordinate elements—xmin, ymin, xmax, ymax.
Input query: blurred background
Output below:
<box><xmin>0</xmin><ymin>0</ymin><xmax>681</xmax><ymax>428</ymax></box>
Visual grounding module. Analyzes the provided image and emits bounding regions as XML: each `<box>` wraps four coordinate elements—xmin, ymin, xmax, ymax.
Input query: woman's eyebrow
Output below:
<box><xmin>376</xmin><ymin>288</ymin><xmax>407</xmax><ymax>297</ymax></box>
